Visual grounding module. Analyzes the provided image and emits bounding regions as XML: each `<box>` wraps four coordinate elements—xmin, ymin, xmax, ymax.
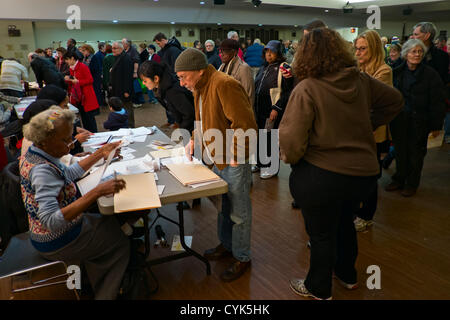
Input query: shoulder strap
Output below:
<box><xmin>277</xmin><ymin>62</ymin><xmax>287</xmax><ymax>90</ymax></box>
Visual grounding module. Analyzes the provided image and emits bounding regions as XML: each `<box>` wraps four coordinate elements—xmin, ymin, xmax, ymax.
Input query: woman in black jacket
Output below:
<box><xmin>253</xmin><ymin>40</ymin><xmax>294</xmax><ymax>179</ymax></box>
<box><xmin>386</xmin><ymin>39</ymin><xmax>446</xmax><ymax>197</ymax></box>
<box><xmin>138</xmin><ymin>60</ymin><xmax>195</xmax><ymax>133</ymax></box>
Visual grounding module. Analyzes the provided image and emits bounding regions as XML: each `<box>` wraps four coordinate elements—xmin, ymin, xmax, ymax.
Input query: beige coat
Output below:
<box><xmin>219</xmin><ymin>56</ymin><xmax>255</xmax><ymax>105</ymax></box>
<box><xmin>365</xmin><ymin>63</ymin><xmax>393</xmax><ymax>143</ymax></box>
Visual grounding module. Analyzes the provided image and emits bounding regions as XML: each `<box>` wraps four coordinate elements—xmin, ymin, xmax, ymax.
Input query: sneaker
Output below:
<box><xmin>150</xmin><ymin>99</ymin><xmax>158</xmax><ymax>104</ymax></box>
<box><xmin>289</xmin><ymin>279</ymin><xmax>332</xmax><ymax>300</ymax></box>
<box><xmin>333</xmin><ymin>275</ymin><xmax>358</xmax><ymax>290</ymax></box>
<box><xmin>133</xmin><ymin>103</ymin><xmax>143</xmax><ymax>108</ymax></box>
<box><xmin>251</xmin><ymin>165</ymin><xmax>260</xmax><ymax>173</ymax></box>
<box><xmin>260</xmin><ymin>167</ymin><xmax>276</xmax><ymax>179</ymax></box>
<box><xmin>354</xmin><ymin>217</ymin><xmax>373</xmax><ymax>232</ymax></box>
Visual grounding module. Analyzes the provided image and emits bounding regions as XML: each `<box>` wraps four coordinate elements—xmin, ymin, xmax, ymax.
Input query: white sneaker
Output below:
<box><xmin>251</xmin><ymin>165</ymin><xmax>260</xmax><ymax>173</ymax></box>
<box><xmin>289</xmin><ymin>279</ymin><xmax>332</xmax><ymax>300</ymax></box>
<box><xmin>259</xmin><ymin>167</ymin><xmax>276</xmax><ymax>179</ymax></box>
<box><xmin>133</xmin><ymin>103</ymin><xmax>143</xmax><ymax>108</ymax></box>
<box><xmin>354</xmin><ymin>217</ymin><xmax>373</xmax><ymax>232</ymax></box>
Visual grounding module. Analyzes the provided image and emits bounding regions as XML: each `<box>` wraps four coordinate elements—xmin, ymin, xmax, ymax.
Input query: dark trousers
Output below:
<box><xmin>390</xmin><ymin>111</ymin><xmax>429</xmax><ymax>189</ymax></box>
<box><xmin>356</xmin><ymin>142</ymin><xmax>385</xmax><ymax>221</ymax></box>
<box><xmin>78</xmin><ymin>106</ymin><xmax>98</xmax><ymax>133</ymax></box>
<box><xmin>0</xmin><ymin>89</ymin><xmax>24</xmax><ymax>98</ymax></box>
<box><xmin>289</xmin><ymin>160</ymin><xmax>377</xmax><ymax>299</ymax></box>
<box><xmin>256</xmin><ymin>115</ymin><xmax>279</xmax><ymax>169</ymax></box>
<box><xmin>123</xmin><ymin>101</ymin><xmax>135</xmax><ymax>128</ymax></box>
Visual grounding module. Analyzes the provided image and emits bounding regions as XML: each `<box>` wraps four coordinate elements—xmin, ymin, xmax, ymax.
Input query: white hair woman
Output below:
<box><xmin>386</xmin><ymin>39</ymin><xmax>446</xmax><ymax>197</ymax></box>
<box><xmin>20</xmin><ymin>107</ymin><xmax>130</xmax><ymax>299</ymax></box>
<box><xmin>204</xmin><ymin>39</ymin><xmax>221</xmax><ymax>69</ymax></box>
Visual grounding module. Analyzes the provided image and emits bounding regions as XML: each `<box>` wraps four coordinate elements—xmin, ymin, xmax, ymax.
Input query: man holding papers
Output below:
<box><xmin>175</xmin><ymin>48</ymin><xmax>258</xmax><ymax>282</ymax></box>
<box><xmin>19</xmin><ymin>107</ymin><xmax>129</xmax><ymax>299</ymax></box>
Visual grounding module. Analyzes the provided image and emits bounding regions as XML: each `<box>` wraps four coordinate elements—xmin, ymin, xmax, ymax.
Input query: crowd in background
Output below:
<box><xmin>0</xmin><ymin>19</ymin><xmax>449</xmax><ymax>300</ymax></box>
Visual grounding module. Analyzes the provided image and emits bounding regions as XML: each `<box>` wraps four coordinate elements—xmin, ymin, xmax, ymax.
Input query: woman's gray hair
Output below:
<box><xmin>401</xmin><ymin>39</ymin><xmax>427</xmax><ymax>59</ymax></box>
<box><xmin>227</xmin><ymin>31</ymin><xmax>238</xmax><ymax>39</ymax></box>
<box><xmin>23</xmin><ymin>106</ymin><xmax>75</xmax><ymax>146</ymax></box>
<box><xmin>204</xmin><ymin>39</ymin><xmax>215</xmax><ymax>47</ymax></box>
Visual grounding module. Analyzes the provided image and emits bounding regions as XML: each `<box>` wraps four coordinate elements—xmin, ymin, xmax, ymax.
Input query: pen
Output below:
<box><xmin>106</xmin><ymin>135</ymin><xmax>113</xmax><ymax>144</ymax></box>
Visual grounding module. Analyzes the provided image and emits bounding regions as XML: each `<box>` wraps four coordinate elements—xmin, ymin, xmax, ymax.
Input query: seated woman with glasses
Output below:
<box><xmin>20</xmin><ymin>107</ymin><xmax>129</xmax><ymax>299</ymax></box>
<box><xmin>386</xmin><ymin>39</ymin><xmax>445</xmax><ymax>197</ymax></box>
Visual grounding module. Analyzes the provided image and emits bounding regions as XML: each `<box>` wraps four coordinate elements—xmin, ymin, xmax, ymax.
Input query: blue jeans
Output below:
<box><xmin>213</xmin><ymin>164</ymin><xmax>252</xmax><ymax>262</ymax></box>
<box><xmin>444</xmin><ymin>111</ymin><xmax>450</xmax><ymax>138</ymax></box>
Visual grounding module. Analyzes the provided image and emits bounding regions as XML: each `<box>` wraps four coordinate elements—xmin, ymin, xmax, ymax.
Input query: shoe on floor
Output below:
<box><xmin>401</xmin><ymin>187</ymin><xmax>417</xmax><ymax>197</ymax></box>
<box><xmin>150</xmin><ymin>99</ymin><xmax>158</xmax><ymax>104</ymax></box>
<box><xmin>385</xmin><ymin>181</ymin><xmax>403</xmax><ymax>192</ymax></box>
<box><xmin>354</xmin><ymin>217</ymin><xmax>373</xmax><ymax>232</ymax></box>
<box><xmin>260</xmin><ymin>167</ymin><xmax>276</xmax><ymax>179</ymax></box>
<box><xmin>289</xmin><ymin>279</ymin><xmax>332</xmax><ymax>300</ymax></box>
<box><xmin>292</xmin><ymin>200</ymin><xmax>300</xmax><ymax>209</ymax></box>
<box><xmin>251</xmin><ymin>165</ymin><xmax>260</xmax><ymax>173</ymax></box>
<box><xmin>133</xmin><ymin>103</ymin><xmax>143</xmax><ymax>108</ymax></box>
<box><xmin>333</xmin><ymin>275</ymin><xmax>358</xmax><ymax>290</ymax></box>
<box><xmin>203</xmin><ymin>243</ymin><xmax>232</xmax><ymax>261</ymax></box>
<box><xmin>220</xmin><ymin>259</ymin><xmax>251</xmax><ymax>282</ymax></box>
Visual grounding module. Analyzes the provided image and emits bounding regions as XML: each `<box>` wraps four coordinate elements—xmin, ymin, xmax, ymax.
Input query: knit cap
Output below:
<box><xmin>175</xmin><ymin>48</ymin><xmax>208</xmax><ymax>72</ymax></box>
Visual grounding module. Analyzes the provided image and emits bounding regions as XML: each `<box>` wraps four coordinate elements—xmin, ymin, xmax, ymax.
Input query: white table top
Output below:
<box><xmin>14</xmin><ymin>97</ymin><xmax>79</xmax><ymax>119</ymax></box>
<box><xmin>93</xmin><ymin>127</ymin><xmax>228</xmax><ymax>215</ymax></box>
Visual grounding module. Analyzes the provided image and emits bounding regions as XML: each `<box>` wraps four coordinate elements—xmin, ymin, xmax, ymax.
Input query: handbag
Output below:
<box><xmin>269</xmin><ymin>62</ymin><xmax>287</xmax><ymax>106</ymax></box>
<box><xmin>70</xmin><ymin>81</ymin><xmax>83</xmax><ymax>106</ymax></box>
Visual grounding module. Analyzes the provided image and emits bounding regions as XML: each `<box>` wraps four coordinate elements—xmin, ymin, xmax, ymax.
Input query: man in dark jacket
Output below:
<box><xmin>90</xmin><ymin>42</ymin><xmax>106</xmax><ymax>107</ymax></box>
<box><xmin>122</xmin><ymin>38</ymin><xmax>144</xmax><ymax>107</ymax></box>
<box><xmin>110</xmin><ymin>42</ymin><xmax>135</xmax><ymax>128</ymax></box>
<box><xmin>153</xmin><ymin>33</ymin><xmax>183</xmax><ymax>74</ymax></box>
<box><xmin>66</xmin><ymin>38</ymin><xmax>84</xmax><ymax>61</ymax></box>
<box><xmin>28</xmin><ymin>53</ymin><xmax>66</xmax><ymax>89</ymax></box>
<box><xmin>412</xmin><ymin>22</ymin><xmax>449</xmax><ymax>84</ymax></box>
<box><xmin>153</xmin><ymin>33</ymin><xmax>184</xmax><ymax>127</ymax></box>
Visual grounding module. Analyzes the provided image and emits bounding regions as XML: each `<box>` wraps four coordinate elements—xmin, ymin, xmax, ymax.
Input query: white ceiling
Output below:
<box><xmin>0</xmin><ymin>0</ymin><xmax>449</xmax><ymax>26</ymax></box>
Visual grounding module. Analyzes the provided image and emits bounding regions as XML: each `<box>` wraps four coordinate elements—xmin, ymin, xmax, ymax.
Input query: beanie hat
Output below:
<box><xmin>37</xmin><ymin>84</ymin><xmax>67</xmax><ymax>105</ymax></box>
<box><xmin>175</xmin><ymin>48</ymin><xmax>208</xmax><ymax>72</ymax></box>
<box><xmin>220</xmin><ymin>39</ymin><xmax>240</xmax><ymax>51</ymax></box>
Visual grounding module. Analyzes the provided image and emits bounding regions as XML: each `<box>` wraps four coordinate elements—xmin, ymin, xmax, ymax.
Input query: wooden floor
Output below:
<box><xmin>2</xmin><ymin>102</ymin><xmax>449</xmax><ymax>300</ymax></box>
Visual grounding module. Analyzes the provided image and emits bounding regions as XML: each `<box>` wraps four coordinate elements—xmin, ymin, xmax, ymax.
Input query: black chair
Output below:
<box><xmin>0</xmin><ymin>160</ymin><xmax>28</xmax><ymax>251</ymax></box>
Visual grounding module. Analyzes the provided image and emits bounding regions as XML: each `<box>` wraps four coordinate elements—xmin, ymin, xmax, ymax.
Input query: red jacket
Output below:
<box><xmin>67</xmin><ymin>61</ymin><xmax>99</xmax><ymax>112</ymax></box>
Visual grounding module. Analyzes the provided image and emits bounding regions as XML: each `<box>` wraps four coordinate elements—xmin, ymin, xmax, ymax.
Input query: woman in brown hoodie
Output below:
<box><xmin>279</xmin><ymin>28</ymin><xmax>403</xmax><ymax>300</ymax></box>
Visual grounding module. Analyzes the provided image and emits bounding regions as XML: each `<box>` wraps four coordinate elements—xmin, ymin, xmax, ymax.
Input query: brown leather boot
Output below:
<box><xmin>220</xmin><ymin>258</ymin><xmax>251</xmax><ymax>282</ymax></box>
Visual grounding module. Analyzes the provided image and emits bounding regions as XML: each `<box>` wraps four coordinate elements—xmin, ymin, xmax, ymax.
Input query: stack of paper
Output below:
<box><xmin>165</xmin><ymin>163</ymin><xmax>221</xmax><ymax>186</ymax></box>
<box><xmin>82</xmin><ymin>135</ymin><xmax>112</xmax><ymax>147</ymax></box>
<box><xmin>114</xmin><ymin>173</ymin><xmax>161</xmax><ymax>213</ymax></box>
<box><xmin>149</xmin><ymin>146</ymin><xmax>185</xmax><ymax>159</ymax></box>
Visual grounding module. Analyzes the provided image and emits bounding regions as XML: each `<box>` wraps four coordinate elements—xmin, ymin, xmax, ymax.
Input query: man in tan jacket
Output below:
<box><xmin>175</xmin><ymin>48</ymin><xmax>257</xmax><ymax>282</ymax></box>
<box><xmin>218</xmin><ymin>39</ymin><xmax>255</xmax><ymax>105</ymax></box>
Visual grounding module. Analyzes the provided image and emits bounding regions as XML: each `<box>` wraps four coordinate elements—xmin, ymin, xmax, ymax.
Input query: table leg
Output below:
<box><xmin>176</xmin><ymin>202</ymin><xmax>211</xmax><ymax>275</ymax></box>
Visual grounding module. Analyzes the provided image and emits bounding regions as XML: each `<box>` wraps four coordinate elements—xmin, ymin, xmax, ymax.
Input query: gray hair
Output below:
<box><xmin>253</xmin><ymin>38</ymin><xmax>261</xmax><ymax>45</ymax></box>
<box><xmin>112</xmin><ymin>41</ymin><xmax>124</xmax><ymax>49</ymax></box>
<box><xmin>23</xmin><ymin>106</ymin><xmax>75</xmax><ymax>146</ymax></box>
<box><xmin>401</xmin><ymin>39</ymin><xmax>427</xmax><ymax>60</ymax></box>
<box><xmin>413</xmin><ymin>22</ymin><xmax>437</xmax><ymax>41</ymax></box>
<box><xmin>227</xmin><ymin>31</ymin><xmax>238</xmax><ymax>39</ymax></box>
<box><xmin>122</xmin><ymin>38</ymin><xmax>132</xmax><ymax>45</ymax></box>
<box><xmin>204</xmin><ymin>39</ymin><xmax>215</xmax><ymax>47</ymax></box>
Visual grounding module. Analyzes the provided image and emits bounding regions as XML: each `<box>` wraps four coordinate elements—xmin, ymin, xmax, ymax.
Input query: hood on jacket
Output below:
<box><xmin>165</xmin><ymin>37</ymin><xmax>184</xmax><ymax>51</ymax></box>
<box><xmin>310</xmin><ymin>67</ymin><xmax>362</xmax><ymax>104</ymax></box>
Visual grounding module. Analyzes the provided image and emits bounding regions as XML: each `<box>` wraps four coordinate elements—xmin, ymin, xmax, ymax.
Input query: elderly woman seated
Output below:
<box><xmin>20</xmin><ymin>106</ymin><xmax>129</xmax><ymax>299</ymax></box>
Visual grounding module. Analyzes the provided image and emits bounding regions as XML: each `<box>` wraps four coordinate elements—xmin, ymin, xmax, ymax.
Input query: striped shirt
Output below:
<box><xmin>0</xmin><ymin>60</ymin><xmax>28</xmax><ymax>92</ymax></box>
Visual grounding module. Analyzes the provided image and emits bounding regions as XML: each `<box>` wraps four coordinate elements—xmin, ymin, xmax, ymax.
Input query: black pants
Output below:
<box><xmin>78</xmin><ymin>106</ymin><xmax>99</xmax><ymax>133</ymax></box>
<box><xmin>356</xmin><ymin>141</ymin><xmax>387</xmax><ymax>221</ymax></box>
<box><xmin>123</xmin><ymin>101</ymin><xmax>135</xmax><ymax>128</ymax></box>
<box><xmin>390</xmin><ymin>111</ymin><xmax>429</xmax><ymax>189</ymax></box>
<box><xmin>289</xmin><ymin>160</ymin><xmax>377</xmax><ymax>299</ymax></box>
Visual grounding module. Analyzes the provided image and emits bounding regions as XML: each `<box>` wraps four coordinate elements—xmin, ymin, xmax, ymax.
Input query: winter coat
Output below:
<box><xmin>110</xmin><ymin>52</ymin><xmax>134</xmax><ymax>102</ymax></box>
<box><xmin>30</xmin><ymin>57</ymin><xmax>65</xmax><ymax>89</ymax></box>
<box><xmin>68</xmin><ymin>61</ymin><xmax>99</xmax><ymax>112</ymax></box>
